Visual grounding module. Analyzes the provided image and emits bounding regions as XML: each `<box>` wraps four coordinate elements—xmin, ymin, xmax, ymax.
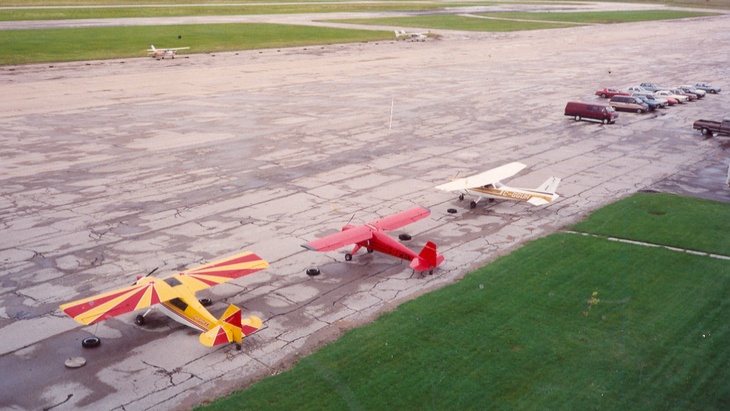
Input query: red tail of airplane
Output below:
<box><xmin>409</xmin><ymin>241</ymin><xmax>444</xmax><ymax>273</ymax></box>
<box><xmin>200</xmin><ymin>305</ymin><xmax>262</xmax><ymax>347</ymax></box>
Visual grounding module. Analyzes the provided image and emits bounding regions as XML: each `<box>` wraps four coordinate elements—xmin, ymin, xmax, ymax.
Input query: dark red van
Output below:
<box><xmin>564</xmin><ymin>102</ymin><xmax>618</xmax><ymax>124</ymax></box>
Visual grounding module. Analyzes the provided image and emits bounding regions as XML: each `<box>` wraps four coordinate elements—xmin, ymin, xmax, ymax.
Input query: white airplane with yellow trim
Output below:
<box><xmin>394</xmin><ymin>30</ymin><xmax>427</xmax><ymax>41</ymax></box>
<box><xmin>435</xmin><ymin>162</ymin><xmax>561</xmax><ymax>208</ymax></box>
<box><xmin>60</xmin><ymin>251</ymin><xmax>268</xmax><ymax>349</ymax></box>
<box><xmin>147</xmin><ymin>45</ymin><xmax>190</xmax><ymax>59</ymax></box>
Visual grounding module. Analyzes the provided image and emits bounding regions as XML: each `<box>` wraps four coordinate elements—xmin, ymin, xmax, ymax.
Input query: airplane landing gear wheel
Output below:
<box><xmin>459</xmin><ymin>194</ymin><xmax>465</xmax><ymax>201</ymax></box>
<box><xmin>367</xmin><ymin>248</ymin><xmax>374</xmax><ymax>253</ymax></box>
<box><xmin>398</xmin><ymin>234</ymin><xmax>412</xmax><ymax>241</ymax></box>
<box><xmin>306</xmin><ymin>268</ymin><xmax>321</xmax><ymax>276</ymax></box>
<box><xmin>470</xmin><ymin>201</ymin><xmax>477</xmax><ymax>209</ymax></box>
<box><xmin>135</xmin><ymin>315</ymin><xmax>145</xmax><ymax>326</ymax></box>
<box><xmin>345</xmin><ymin>253</ymin><xmax>352</xmax><ymax>261</ymax></box>
<box><xmin>199</xmin><ymin>298</ymin><xmax>213</xmax><ymax>307</ymax></box>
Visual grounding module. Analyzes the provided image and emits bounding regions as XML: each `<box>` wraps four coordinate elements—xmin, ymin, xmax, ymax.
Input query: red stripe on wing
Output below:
<box><xmin>62</xmin><ymin>285</ymin><xmax>150</xmax><ymax>324</ymax></box>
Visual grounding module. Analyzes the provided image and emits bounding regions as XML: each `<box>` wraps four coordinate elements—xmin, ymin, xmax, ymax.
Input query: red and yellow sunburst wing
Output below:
<box><xmin>173</xmin><ymin>251</ymin><xmax>269</xmax><ymax>293</ymax></box>
<box><xmin>59</xmin><ymin>279</ymin><xmax>178</xmax><ymax>325</ymax></box>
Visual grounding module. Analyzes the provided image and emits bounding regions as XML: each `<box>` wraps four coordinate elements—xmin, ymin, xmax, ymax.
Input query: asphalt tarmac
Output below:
<box><xmin>1</xmin><ymin>5</ymin><xmax>728</xmax><ymax>411</ymax></box>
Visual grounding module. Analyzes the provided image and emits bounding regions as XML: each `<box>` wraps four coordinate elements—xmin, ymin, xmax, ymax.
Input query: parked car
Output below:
<box><xmin>693</xmin><ymin>119</ymin><xmax>730</xmax><ymax>136</ymax></box>
<box><xmin>638</xmin><ymin>93</ymin><xmax>669</xmax><ymax>108</ymax></box>
<box><xmin>639</xmin><ymin>83</ymin><xmax>665</xmax><ymax>92</ymax></box>
<box><xmin>677</xmin><ymin>85</ymin><xmax>706</xmax><ymax>98</ymax></box>
<box><xmin>595</xmin><ymin>88</ymin><xmax>630</xmax><ymax>99</ymax></box>
<box><xmin>693</xmin><ymin>82</ymin><xmax>721</xmax><ymax>94</ymax></box>
<box><xmin>626</xmin><ymin>86</ymin><xmax>651</xmax><ymax>94</ymax></box>
<box><xmin>564</xmin><ymin>101</ymin><xmax>618</xmax><ymax>124</ymax></box>
<box><xmin>655</xmin><ymin>90</ymin><xmax>688</xmax><ymax>103</ymax></box>
<box><xmin>633</xmin><ymin>95</ymin><xmax>659</xmax><ymax>111</ymax></box>
<box><xmin>669</xmin><ymin>88</ymin><xmax>696</xmax><ymax>101</ymax></box>
<box><xmin>609</xmin><ymin>95</ymin><xmax>650</xmax><ymax>113</ymax></box>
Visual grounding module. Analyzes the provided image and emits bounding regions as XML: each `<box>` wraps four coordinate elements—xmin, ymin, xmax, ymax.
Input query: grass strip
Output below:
<box><xmin>572</xmin><ymin>192</ymin><xmax>730</xmax><ymax>256</ymax></box>
<box><xmin>328</xmin><ymin>14</ymin><xmax>576</xmax><ymax>31</ymax></box>
<box><xmin>0</xmin><ymin>23</ymin><xmax>393</xmax><ymax>65</ymax></box>
<box><xmin>198</xmin><ymin>195</ymin><xmax>730</xmax><ymax>410</ymax></box>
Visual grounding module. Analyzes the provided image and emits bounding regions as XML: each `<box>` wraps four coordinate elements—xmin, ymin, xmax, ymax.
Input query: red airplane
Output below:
<box><xmin>302</xmin><ymin>206</ymin><xmax>444</xmax><ymax>274</ymax></box>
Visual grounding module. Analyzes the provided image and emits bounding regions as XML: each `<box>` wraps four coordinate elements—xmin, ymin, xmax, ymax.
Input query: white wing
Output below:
<box><xmin>435</xmin><ymin>162</ymin><xmax>527</xmax><ymax>191</ymax></box>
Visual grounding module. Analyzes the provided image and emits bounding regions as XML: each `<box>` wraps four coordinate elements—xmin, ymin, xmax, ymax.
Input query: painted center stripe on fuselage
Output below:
<box><xmin>470</xmin><ymin>187</ymin><xmax>553</xmax><ymax>202</ymax></box>
<box><xmin>159</xmin><ymin>301</ymin><xmax>213</xmax><ymax>332</ymax></box>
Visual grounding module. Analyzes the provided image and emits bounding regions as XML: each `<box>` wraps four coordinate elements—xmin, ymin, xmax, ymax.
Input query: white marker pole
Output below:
<box><xmin>389</xmin><ymin>97</ymin><xmax>394</xmax><ymax>132</ymax></box>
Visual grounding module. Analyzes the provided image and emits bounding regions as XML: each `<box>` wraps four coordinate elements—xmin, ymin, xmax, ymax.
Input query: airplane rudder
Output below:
<box><xmin>221</xmin><ymin>304</ymin><xmax>242</xmax><ymax>328</ymax></box>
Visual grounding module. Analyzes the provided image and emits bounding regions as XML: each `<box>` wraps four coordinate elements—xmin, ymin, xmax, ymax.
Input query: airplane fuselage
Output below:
<box><xmin>466</xmin><ymin>185</ymin><xmax>556</xmax><ymax>204</ymax></box>
<box><xmin>359</xmin><ymin>230</ymin><xmax>418</xmax><ymax>262</ymax></box>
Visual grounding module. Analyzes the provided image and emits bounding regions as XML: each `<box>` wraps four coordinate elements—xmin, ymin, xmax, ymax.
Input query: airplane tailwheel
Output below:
<box><xmin>135</xmin><ymin>315</ymin><xmax>145</xmax><ymax>326</ymax></box>
<box><xmin>236</xmin><ymin>344</ymin><xmax>242</xmax><ymax>351</ymax></box>
<box><xmin>345</xmin><ymin>253</ymin><xmax>352</xmax><ymax>261</ymax></box>
<box><xmin>459</xmin><ymin>194</ymin><xmax>465</xmax><ymax>201</ymax></box>
<box><xmin>470</xmin><ymin>201</ymin><xmax>477</xmax><ymax>209</ymax></box>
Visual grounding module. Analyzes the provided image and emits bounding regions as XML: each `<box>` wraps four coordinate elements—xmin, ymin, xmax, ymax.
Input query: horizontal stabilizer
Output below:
<box><xmin>199</xmin><ymin>305</ymin><xmax>262</xmax><ymax>347</ymax></box>
<box><xmin>527</xmin><ymin>197</ymin><xmax>549</xmax><ymax>206</ymax></box>
<box><xmin>409</xmin><ymin>241</ymin><xmax>444</xmax><ymax>271</ymax></box>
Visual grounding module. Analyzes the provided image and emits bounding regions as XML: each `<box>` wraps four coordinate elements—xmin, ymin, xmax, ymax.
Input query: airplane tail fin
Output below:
<box><xmin>409</xmin><ymin>241</ymin><xmax>444</xmax><ymax>272</ymax></box>
<box><xmin>199</xmin><ymin>304</ymin><xmax>262</xmax><ymax>347</ymax></box>
<box><xmin>535</xmin><ymin>176</ymin><xmax>561</xmax><ymax>193</ymax></box>
<box><xmin>527</xmin><ymin>177</ymin><xmax>561</xmax><ymax>206</ymax></box>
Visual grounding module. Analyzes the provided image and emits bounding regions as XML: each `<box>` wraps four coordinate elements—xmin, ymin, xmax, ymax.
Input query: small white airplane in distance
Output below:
<box><xmin>394</xmin><ymin>30</ymin><xmax>427</xmax><ymax>41</ymax></box>
<box><xmin>435</xmin><ymin>162</ymin><xmax>561</xmax><ymax>208</ymax></box>
<box><xmin>147</xmin><ymin>45</ymin><xmax>190</xmax><ymax>60</ymax></box>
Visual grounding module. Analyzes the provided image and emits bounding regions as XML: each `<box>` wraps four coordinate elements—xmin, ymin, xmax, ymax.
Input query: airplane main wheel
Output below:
<box><xmin>199</xmin><ymin>298</ymin><xmax>213</xmax><ymax>307</ymax></box>
<box><xmin>82</xmin><ymin>337</ymin><xmax>101</xmax><ymax>349</ymax></box>
<box><xmin>345</xmin><ymin>253</ymin><xmax>352</xmax><ymax>261</ymax></box>
<box><xmin>470</xmin><ymin>201</ymin><xmax>477</xmax><ymax>209</ymax></box>
<box><xmin>306</xmin><ymin>268</ymin><xmax>321</xmax><ymax>276</ymax></box>
<box><xmin>367</xmin><ymin>248</ymin><xmax>374</xmax><ymax>253</ymax></box>
<box><xmin>398</xmin><ymin>234</ymin><xmax>412</xmax><ymax>241</ymax></box>
<box><xmin>135</xmin><ymin>315</ymin><xmax>145</xmax><ymax>326</ymax></box>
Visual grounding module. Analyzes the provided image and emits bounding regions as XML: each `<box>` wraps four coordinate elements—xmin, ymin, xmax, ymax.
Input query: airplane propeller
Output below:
<box><xmin>133</xmin><ymin>267</ymin><xmax>158</xmax><ymax>285</ymax></box>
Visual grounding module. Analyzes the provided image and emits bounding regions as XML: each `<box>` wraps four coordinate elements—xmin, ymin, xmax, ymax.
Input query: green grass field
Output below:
<box><xmin>0</xmin><ymin>2</ymin><xmax>462</xmax><ymax>21</ymax></box>
<box><xmin>573</xmin><ymin>192</ymin><xmax>730</xmax><ymax>256</ymax></box>
<box><xmin>197</xmin><ymin>193</ymin><xmax>729</xmax><ymax>410</ymax></box>
<box><xmin>329</xmin><ymin>9</ymin><xmax>717</xmax><ymax>31</ymax></box>
<box><xmin>0</xmin><ymin>23</ymin><xmax>393</xmax><ymax>65</ymax></box>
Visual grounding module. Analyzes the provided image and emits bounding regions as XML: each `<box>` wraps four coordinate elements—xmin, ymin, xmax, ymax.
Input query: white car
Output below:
<box><xmin>655</xmin><ymin>90</ymin><xmax>688</xmax><ymax>103</ymax></box>
<box><xmin>678</xmin><ymin>85</ymin><xmax>706</xmax><ymax>97</ymax></box>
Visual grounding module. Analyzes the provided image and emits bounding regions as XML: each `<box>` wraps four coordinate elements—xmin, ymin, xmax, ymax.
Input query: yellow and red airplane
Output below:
<box><xmin>435</xmin><ymin>162</ymin><xmax>561</xmax><ymax>209</ymax></box>
<box><xmin>60</xmin><ymin>251</ymin><xmax>268</xmax><ymax>349</ymax></box>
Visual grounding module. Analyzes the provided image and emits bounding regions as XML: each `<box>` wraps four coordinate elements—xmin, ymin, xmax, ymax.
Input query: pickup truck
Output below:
<box><xmin>693</xmin><ymin>119</ymin><xmax>730</xmax><ymax>136</ymax></box>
